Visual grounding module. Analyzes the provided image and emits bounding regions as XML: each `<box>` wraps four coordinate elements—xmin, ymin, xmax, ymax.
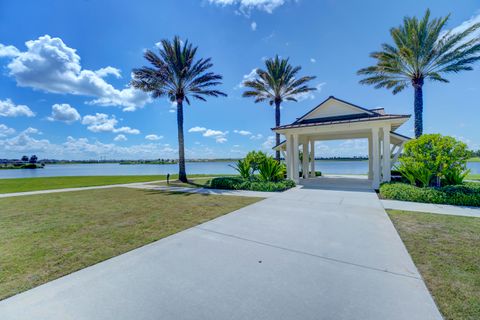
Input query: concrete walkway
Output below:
<box><xmin>382</xmin><ymin>199</ymin><xmax>480</xmax><ymax>218</ymax></box>
<box><xmin>0</xmin><ymin>186</ymin><xmax>442</xmax><ymax>319</ymax></box>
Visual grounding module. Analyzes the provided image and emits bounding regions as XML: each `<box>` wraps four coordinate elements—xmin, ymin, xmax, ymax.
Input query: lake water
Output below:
<box><xmin>0</xmin><ymin>161</ymin><xmax>479</xmax><ymax>179</ymax></box>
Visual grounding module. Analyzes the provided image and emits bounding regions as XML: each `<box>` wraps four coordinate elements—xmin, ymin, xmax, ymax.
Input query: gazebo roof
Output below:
<box><xmin>272</xmin><ymin>96</ymin><xmax>410</xmax><ymax>131</ymax></box>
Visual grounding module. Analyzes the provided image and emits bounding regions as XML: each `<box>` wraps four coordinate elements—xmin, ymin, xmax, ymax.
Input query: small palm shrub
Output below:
<box><xmin>230</xmin><ymin>159</ymin><xmax>252</xmax><ymax>180</ymax></box>
<box><xmin>258</xmin><ymin>157</ymin><xmax>285</xmax><ymax>182</ymax></box>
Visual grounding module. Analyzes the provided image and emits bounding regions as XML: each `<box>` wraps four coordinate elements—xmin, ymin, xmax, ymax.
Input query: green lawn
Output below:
<box><xmin>467</xmin><ymin>174</ymin><xmax>480</xmax><ymax>181</ymax></box>
<box><xmin>468</xmin><ymin>157</ymin><xmax>480</xmax><ymax>162</ymax></box>
<box><xmin>0</xmin><ymin>174</ymin><xmax>218</xmax><ymax>194</ymax></box>
<box><xmin>388</xmin><ymin>210</ymin><xmax>480</xmax><ymax>320</ymax></box>
<box><xmin>0</xmin><ymin>187</ymin><xmax>261</xmax><ymax>300</ymax></box>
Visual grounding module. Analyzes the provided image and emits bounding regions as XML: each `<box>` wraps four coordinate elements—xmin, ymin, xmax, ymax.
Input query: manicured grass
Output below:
<box><xmin>0</xmin><ymin>174</ymin><xmax>217</xmax><ymax>194</ymax></box>
<box><xmin>467</xmin><ymin>174</ymin><xmax>480</xmax><ymax>181</ymax></box>
<box><xmin>154</xmin><ymin>177</ymin><xmax>213</xmax><ymax>188</ymax></box>
<box><xmin>388</xmin><ymin>210</ymin><xmax>480</xmax><ymax>320</ymax></box>
<box><xmin>467</xmin><ymin>157</ymin><xmax>480</xmax><ymax>162</ymax></box>
<box><xmin>0</xmin><ymin>187</ymin><xmax>261</xmax><ymax>300</ymax></box>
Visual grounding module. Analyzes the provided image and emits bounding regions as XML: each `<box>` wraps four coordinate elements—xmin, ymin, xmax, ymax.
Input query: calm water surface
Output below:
<box><xmin>0</xmin><ymin>161</ymin><xmax>479</xmax><ymax>179</ymax></box>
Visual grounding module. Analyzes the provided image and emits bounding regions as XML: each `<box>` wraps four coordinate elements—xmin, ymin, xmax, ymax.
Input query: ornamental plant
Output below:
<box><xmin>397</xmin><ymin>134</ymin><xmax>469</xmax><ymax>187</ymax></box>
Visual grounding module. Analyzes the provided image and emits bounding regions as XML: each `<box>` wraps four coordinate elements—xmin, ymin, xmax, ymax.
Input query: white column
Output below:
<box><xmin>368</xmin><ymin>135</ymin><xmax>373</xmax><ymax>180</ymax></box>
<box><xmin>382</xmin><ymin>126</ymin><xmax>391</xmax><ymax>182</ymax></box>
<box><xmin>371</xmin><ymin>127</ymin><xmax>380</xmax><ymax>189</ymax></box>
<box><xmin>292</xmin><ymin>134</ymin><xmax>299</xmax><ymax>183</ymax></box>
<box><xmin>286</xmin><ymin>134</ymin><xmax>292</xmax><ymax>179</ymax></box>
<box><xmin>309</xmin><ymin>140</ymin><xmax>315</xmax><ymax>177</ymax></box>
<box><xmin>302</xmin><ymin>141</ymin><xmax>308</xmax><ymax>179</ymax></box>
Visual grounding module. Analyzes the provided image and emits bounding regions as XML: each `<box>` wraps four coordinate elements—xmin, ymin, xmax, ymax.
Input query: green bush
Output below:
<box><xmin>258</xmin><ymin>157</ymin><xmax>285</xmax><ymax>182</ymax></box>
<box><xmin>380</xmin><ymin>182</ymin><xmax>480</xmax><ymax>207</ymax></box>
<box><xmin>210</xmin><ymin>176</ymin><xmax>295</xmax><ymax>192</ymax></box>
<box><xmin>230</xmin><ymin>159</ymin><xmax>252</xmax><ymax>180</ymax></box>
<box><xmin>397</xmin><ymin>134</ymin><xmax>469</xmax><ymax>187</ymax></box>
<box><xmin>209</xmin><ymin>177</ymin><xmax>244</xmax><ymax>190</ymax></box>
<box><xmin>244</xmin><ymin>151</ymin><xmax>268</xmax><ymax>173</ymax></box>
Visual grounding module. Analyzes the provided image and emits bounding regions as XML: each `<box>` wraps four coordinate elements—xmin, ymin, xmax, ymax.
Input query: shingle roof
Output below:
<box><xmin>273</xmin><ymin>113</ymin><xmax>410</xmax><ymax>130</ymax></box>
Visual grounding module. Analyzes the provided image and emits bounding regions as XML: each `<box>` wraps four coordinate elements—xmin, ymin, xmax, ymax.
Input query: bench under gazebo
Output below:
<box><xmin>272</xmin><ymin>96</ymin><xmax>411</xmax><ymax>189</ymax></box>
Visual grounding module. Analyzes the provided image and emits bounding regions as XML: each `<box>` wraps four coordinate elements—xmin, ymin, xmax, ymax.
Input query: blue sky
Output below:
<box><xmin>0</xmin><ymin>0</ymin><xmax>479</xmax><ymax>160</ymax></box>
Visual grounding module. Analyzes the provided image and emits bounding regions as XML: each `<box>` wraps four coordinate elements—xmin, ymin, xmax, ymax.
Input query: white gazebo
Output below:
<box><xmin>272</xmin><ymin>96</ymin><xmax>411</xmax><ymax>189</ymax></box>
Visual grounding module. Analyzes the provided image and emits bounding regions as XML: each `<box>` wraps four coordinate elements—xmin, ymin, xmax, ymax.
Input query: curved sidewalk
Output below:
<box><xmin>0</xmin><ymin>185</ymin><xmax>442</xmax><ymax>320</ymax></box>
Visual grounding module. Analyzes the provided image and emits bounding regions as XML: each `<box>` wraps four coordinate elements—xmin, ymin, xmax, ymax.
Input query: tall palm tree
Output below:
<box><xmin>131</xmin><ymin>36</ymin><xmax>226</xmax><ymax>182</ymax></box>
<box><xmin>358</xmin><ymin>9</ymin><xmax>480</xmax><ymax>138</ymax></box>
<box><xmin>242</xmin><ymin>55</ymin><xmax>316</xmax><ymax>161</ymax></box>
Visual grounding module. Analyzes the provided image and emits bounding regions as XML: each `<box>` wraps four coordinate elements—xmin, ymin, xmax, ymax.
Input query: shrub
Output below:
<box><xmin>230</xmin><ymin>159</ymin><xmax>252</xmax><ymax>180</ymax></box>
<box><xmin>210</xmin><ymin>177</ymin><xmax>244</xmax><ymax>190</ymax></box>
<box><xmin>258</xmin><ymin>157</ymin><xmax>285</xmax><ymax>182</ymax></box>
<box><xmin>380</xmin><ymin>182</ymin><xmax>480</xmax><ymax>207</ymax></box>
<box><xmin>244</xmin><ymin>151</ymin><xmax>268</xmax><ymax>173</ymax></box>
<box><xmin>210</xmin><ymin>176</ymin><xmax>295</xmax><ymax>192</ymax></box>
<box><xmin>397</xmin><ymin>134</ymin><xmax>469</xmax><ymax>187</ymax></box>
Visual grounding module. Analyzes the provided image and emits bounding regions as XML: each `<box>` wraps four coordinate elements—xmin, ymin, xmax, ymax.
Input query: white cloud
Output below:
<box><xmin>250</xmin><ymin>133</ymin><xmax>263</xmax><ymax>140</ymax></box>
<box><xmin>47</xmin><ymin>103</ymin><xmax>81</xmax><ymax>123</ymax></box>
<box><xmin>0</xmin><ymin>99</ymin><xmax>35</xmax><ymax>117</ymax></box>
<box><xmin>189</xmin><ymin>126</ymin><xmax>228</xmax><ymax>143</ymax></box>
<box><xmin>0</xmin><ymin>35</ymin><xmax>150</xmax><ymax>111</ymax></box>
<box><xmin>0</xmin><ymin>124</ymin><xmax>15</xmax><ymax>137</ymax></box>
<box><xmin>237</xmin><ymin>68</ymin><xmax>258</xmax><ymax>88</ymax></box>
<box><xmin>294</xmin><ymin>82</ymin><xmax>326</xmax><ymax>101</ymax></box>
<box><xmin>145</xmin><ymin>134</ymin><xmax>163</xmax><ymax>141</ymax></box>
<box><xmin>261</xmin><ymin>135</ymin><xmax>276</xmax><ymax>150</ymax></box>
<box><xmin>81</xmin><ymin>113</ymin><xmax>140</xmax><ymax>134</ymax></box>
<box><xmin>251</xmin><ymin>21</ymin><xmax>257</xmax><ymax>31</ymax></box>
<box><xmin>310</xmin><ymin>58</ymin><xmax>316</xmax><ymax>63</ymax></box>
<box><xmin>188</xmin><ymin>126</ymin><xmax>207</xmax><ymax>133</ymax></box>
<box><xmin>0</xmin><ymin>130</ymin><xmax>52</xmax><ymax>152</ymax></box>
<box><xmin>0</xmin><ymin>44</ymin><xmax>20</xmax><ymax>58</ymax></box>
<box><xmin>114</xmin><ymin>134</ymin><xmax>127</xmax><ymax>142</ymax></box>
<box><xmin>208</xmin><ymin>0</ymin><xmax>286</xmax><ymax>15</ymax></box>
<box><xmin>23</xmin><ymin>127</ymin><xmax>40</xmax><ymax>135</ymax></box>
<box><xmin>234</xmin><ymin>129</ymin><xmax>252</xmax><ymax>136</ymax></box>
<box><xmin>95</xmin><ymin>66</ymin><xmax>122</xmax><ymax>78</ymax></box>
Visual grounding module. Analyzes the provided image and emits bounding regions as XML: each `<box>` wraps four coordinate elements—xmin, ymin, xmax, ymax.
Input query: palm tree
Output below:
<box><xmin>242</xmin><ymin>55</ymin><xmax>317</xmax><ymax>161</ymax></box>
<box><xmin>131</xmin><ymin>36</ymin><xmax>226</xmax><ymax>182</ymax></box>
<box><xmin>358</xmin><ymin>9</ymin><xmax>480</xmax><ymax>138</ymax></box>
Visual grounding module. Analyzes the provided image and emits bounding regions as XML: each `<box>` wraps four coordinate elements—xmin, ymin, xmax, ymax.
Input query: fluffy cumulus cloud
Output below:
<box><xmin>233</xmin><ymin>129</ymin><xmax>252</xmax><ymax>136</ymax></box>
<box><xmin>188</xmin><ymin>126</ymin><xmax>228</xmax><ymax>143</ymax></box>
<box><xmin>0</xmin><ymin>99</ymin><xmax>35</xmax><ymax>117</ymax></box>
<box><xmin>81</xmin><ymin>113</ymin><xmax>140</xmax><ymax>134</ymax></box>
<box><xmin>261</xmin><ymin>135</ymin><xmax>276</xmax><ymax>150</ymax></box>
<box><xmin>237</xmin><ymin>68</ymin><xmax>258</xmax><ymax>88</ymax></box>
<box><xmin>0</xmin><ymin>128</ymin><xmax>51</xmax><ymax>153</ymax></box>
<box><xmin>113</xmin><ymin>134</ymin><xmax>127</xmax><ymax>142</ymax></box>
<box><xmin>145</xmin><ymin>134</ymin><xmax>163</xmax><ymax>141</ymax></box>
<box><xmin>0</xmin><ymin>35</ymin><xmax>150</xmax><ymax>111</ymax></box>
<box><xmin>208</xmin><ymin>0</ymin><xmax>286</xmax><ymax>15</ymax></box>
<box><xmin>0</xmin><ymin>124</ymin><xmax>15</xmax><ymax>137</ymax></box>
<box><xmin>48</xmin><ymin>103</ymin><xmax>81</xmax><ymax>123</ymax></box>
<box><xmin>0</xmin><ymin>44</ymin><xmax>20</xmax><ymax>58</ymax></box>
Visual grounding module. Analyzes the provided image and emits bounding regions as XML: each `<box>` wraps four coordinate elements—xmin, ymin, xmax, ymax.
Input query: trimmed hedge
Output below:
<box><xmin>210</xmin><ymin>176</ymin><xmax>296</xmax><ymax>192</ymax></box>
<box><xmin>380</xmin><ymin>182</ymin><xmax>480</xmax><ymax>207</ymax></box>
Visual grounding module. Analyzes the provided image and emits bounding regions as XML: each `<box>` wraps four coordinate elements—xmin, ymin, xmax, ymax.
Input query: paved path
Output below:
<box><xmin>382</xmin><ymin>199</ymin><xmax>480</xmax><ymax>218</ymax></box>
<box><xmin>0</xmin><ymin>186</ymin><xmax>442</xmax><ymax>319</ymax></box>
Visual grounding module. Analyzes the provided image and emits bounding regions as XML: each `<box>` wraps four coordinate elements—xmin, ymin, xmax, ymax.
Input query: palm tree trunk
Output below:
<box><xmin>176</xmin><ymin>99</ymin><xmax>187</xmax><ymax>182</ymax></box>
<box><xmin>413</xmin><ymin>78</ymin><xmax>424</xmax><ymax>138</ymax></box>
<box><xmin>275</xmin><ymin>100</ymin><xmax>281</xmax><ymax>161</ymax></box>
